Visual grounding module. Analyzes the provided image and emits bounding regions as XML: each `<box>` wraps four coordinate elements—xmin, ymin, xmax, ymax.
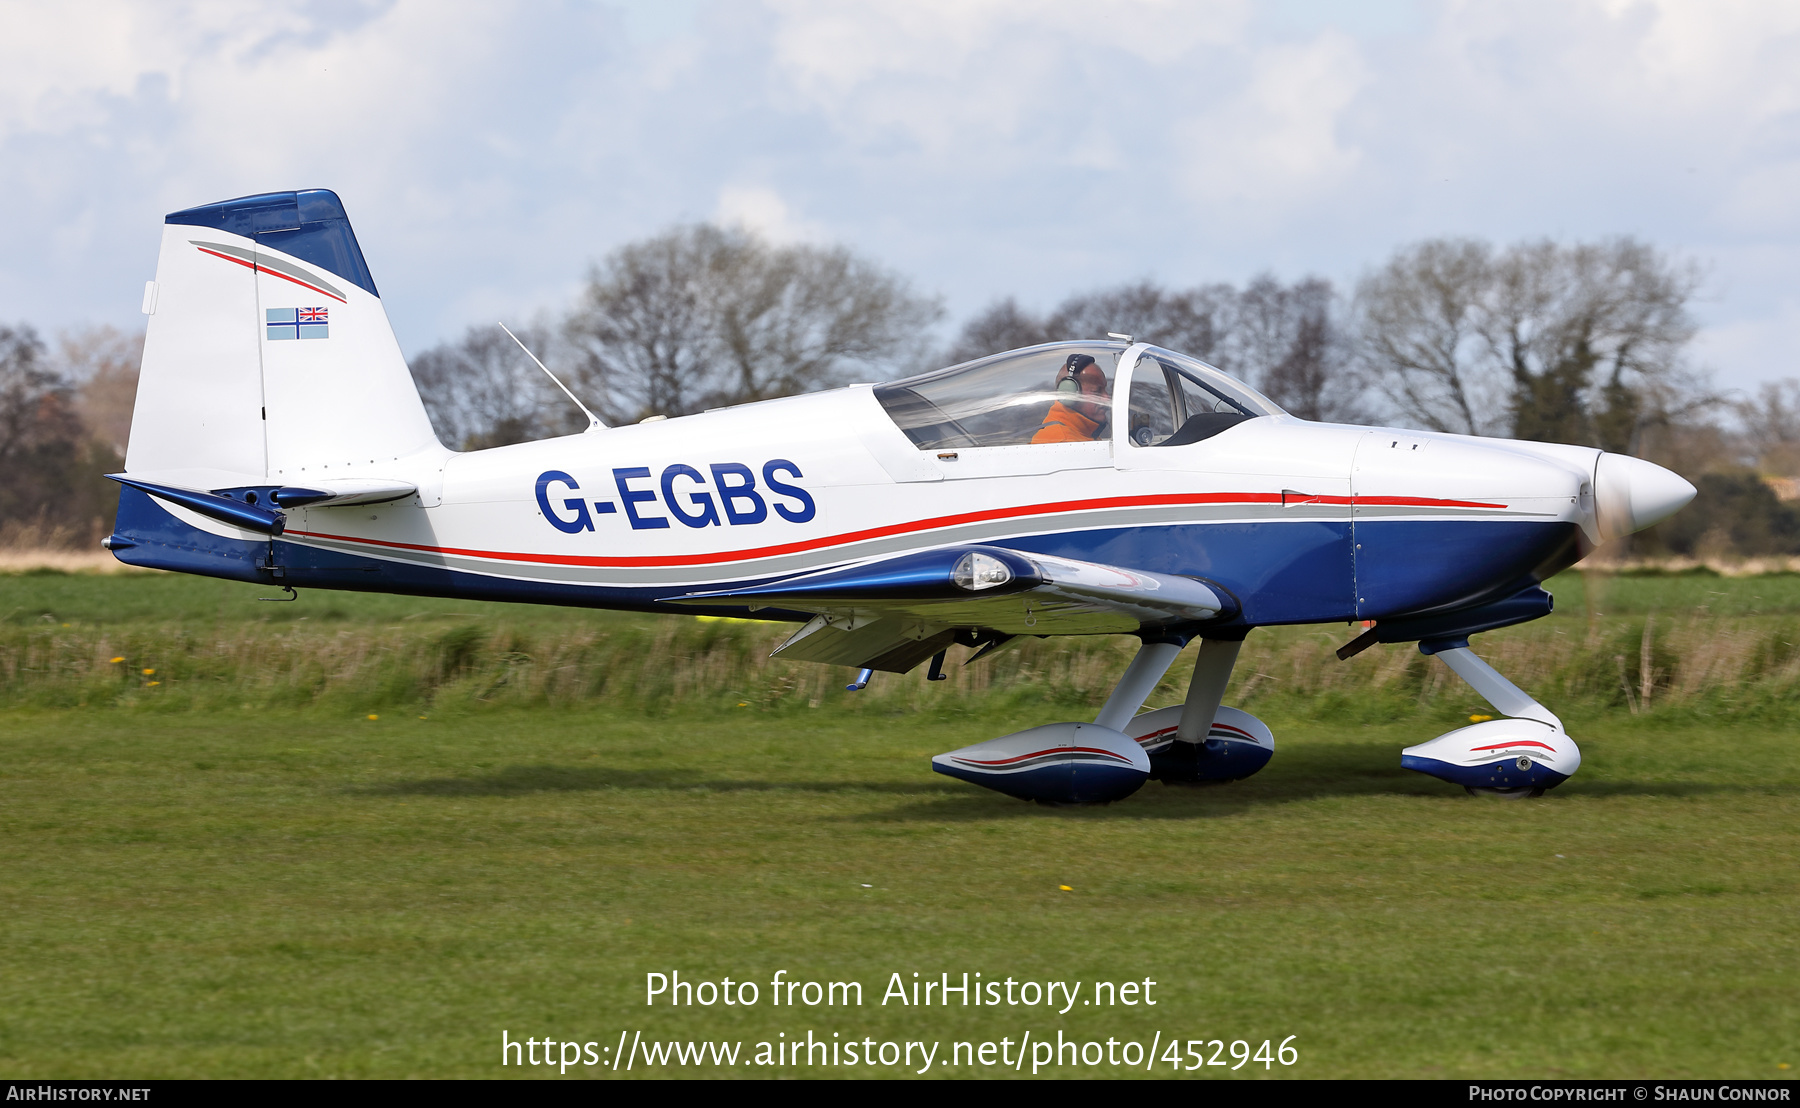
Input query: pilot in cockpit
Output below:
<box><xmin>1030</xmin><ymin>353</ymin><xmax>1111</xmax><ymax>444</ymax></box>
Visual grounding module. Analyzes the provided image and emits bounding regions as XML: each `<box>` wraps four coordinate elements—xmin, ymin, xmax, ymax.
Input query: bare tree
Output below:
<box><xmin>0</xmin><ymin>324</ymin><xmax>112</xmax><ymax>545</ymax></box>
<box><xmin>565</xmin><ymin>224</ymin><xmax>941</xmax><ymax>422</ymax></box>
<box><xmin>940</xmin><ymin>298</ymin><xmax>1056</xmax><ymax>365</ymax></box>
<box><xmin>409</xmin><ymin>322</ymin><xmax>580</xmax><ymax>450</ymax></box>
<box><xmin>1230</xmin><ymin>274</ymin><xmax>1305</xmax><ymax>382</ymax></box>
<box><xmin>1048</xmin><ymin>280</ymin><xmax>1237</xmax><ymax>364</ymax></box>
<box><xmin>563</xmin><ymin>226</ymin><xmax>729</xmax><ymax>423</ymax></box>
<box><xmin>1354</xmin><ymin>236</ymin><xmax>1705</xmax><ymax>448</ymax></box>
<box><xmin>710</xmin><ymin>240</ymin><xmax>942</xmax><ymax>406</ymax></box>
<box><xmin>1226</xmin><ymin>275</ymin><xmax>1364</xmax><ymax>422</ymax></box>
<box><xmin>1351</xmin><ymin>239</ymin><xmax>1502</xmax><ymax>436</ymax></box>
<box><xmin>1485</xmin><ymin>239</ymin><xmax>1701</xmax><ymax>452</ymax></box>
<box><xmin>942</xmin><ymin>277</ymin><xmax>1366</xmax><ymax>421</ymax></box>
<box><xmin>1732</xmin><ymin>379</ymin><xmax>1800</xmax><ymax>475</ymax></box>
<box><xmin>946</xmin><ymin>281</ymin><xmax>1238</xmax><ymax>366</ymax></box>
<box><xmin>55</xmin><ymin>325</ymin><xmax>142</xmax><ymax>457</ymax></box>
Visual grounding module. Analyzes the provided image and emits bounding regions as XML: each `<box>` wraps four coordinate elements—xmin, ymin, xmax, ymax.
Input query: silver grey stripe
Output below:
<box><xmin>1353</xmin><ymin>505</ymin><xmax>1557</xmax><ymax>520</ymax></box>
<box><xmin>190</xmin><ymin>240</ymin><xmax>347</xmax><ymax>301</ymax></box>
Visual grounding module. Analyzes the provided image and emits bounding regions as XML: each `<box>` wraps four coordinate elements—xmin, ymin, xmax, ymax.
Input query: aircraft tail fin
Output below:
<box><xmin>127</xmin><ymin>189</ymin><xmax>443</xmax><ymax>490</ymax></box>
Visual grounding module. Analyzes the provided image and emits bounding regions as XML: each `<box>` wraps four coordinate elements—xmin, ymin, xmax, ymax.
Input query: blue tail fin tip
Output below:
<box><xmin>163</xmin><ymin>188</ymin><xmax>377</xmax><ymax>298</ymax></box>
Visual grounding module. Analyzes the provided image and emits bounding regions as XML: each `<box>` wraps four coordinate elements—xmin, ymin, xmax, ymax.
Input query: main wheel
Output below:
<box><xmin>1465</xmin><ymin>785</ymin><xmax>1545</xmax><ymax>799</ymax></box>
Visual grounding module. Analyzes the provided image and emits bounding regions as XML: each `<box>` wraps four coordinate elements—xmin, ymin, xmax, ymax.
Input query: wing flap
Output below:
<box><xmin>771</xmin><ymin>614</ymin><xmax>957</xmax><ymax>673</ymax></box>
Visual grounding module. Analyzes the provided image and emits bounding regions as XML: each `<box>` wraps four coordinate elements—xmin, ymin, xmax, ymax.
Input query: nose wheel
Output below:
<box><xmin>1465</xmin><ymin>785</ymin><xmax>1545</xmax><ymax>799</ymax></box>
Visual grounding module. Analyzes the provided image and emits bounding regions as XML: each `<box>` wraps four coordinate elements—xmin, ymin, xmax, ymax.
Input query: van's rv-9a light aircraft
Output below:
<box><xmin>110</xmin><ymin>189</ymin><xmax>1697</xmax><ymax>804</ymax></box>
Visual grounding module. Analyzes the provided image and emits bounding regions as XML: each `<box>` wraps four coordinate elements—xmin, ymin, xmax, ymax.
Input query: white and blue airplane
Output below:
<box><xmin>109</xmin><ymin>189</ymin><xmax>1696</xmax><ymax>804</ymax></box>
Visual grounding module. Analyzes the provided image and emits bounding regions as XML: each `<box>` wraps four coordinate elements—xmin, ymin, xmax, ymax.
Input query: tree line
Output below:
<box><xmin>0</xmin><ymin>325</ymin><xmax>140</xmax><ymax>548</ymax></box>
<box><xmin>4</xmin><ymin>227</ymin><xmax>1796</xmax><ymax>556</ymax></box>
<box><xmin>410</xmin><ymin>225</ymin><xmax>945</xmax><ymax>449</ymax></box>
<box><xmin>412</xmin><ymin>227</ymin><xmax>1715</xmax><ymax>461</ymax></box>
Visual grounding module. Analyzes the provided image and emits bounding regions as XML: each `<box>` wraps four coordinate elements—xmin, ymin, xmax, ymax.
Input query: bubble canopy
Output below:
<box><xmin>874</xmin><ymin>341</ymin><xmax>1282</xmax><ymax>451</ymax></box>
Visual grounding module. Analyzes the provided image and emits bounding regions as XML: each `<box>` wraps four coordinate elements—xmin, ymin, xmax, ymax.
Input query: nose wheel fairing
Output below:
<box><xmin>1400</xmin><ymin>719</ymin><xmax>1578</xmax><ymax>791</ymax></box>
<box><xmin>1399</xmin><ymin>642</ymin><xmax>1581</xmax><ymax>796</ymax></box>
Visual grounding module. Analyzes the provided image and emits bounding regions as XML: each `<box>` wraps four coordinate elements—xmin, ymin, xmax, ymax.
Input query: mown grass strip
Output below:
<box><xmin>0</xmin><ymin>707</ymin><xmax>1793</xmax><ymax>1078</ymax></box>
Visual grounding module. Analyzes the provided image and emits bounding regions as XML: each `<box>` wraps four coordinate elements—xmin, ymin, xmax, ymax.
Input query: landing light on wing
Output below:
<box><xmin>953</xmin><ymin>551</ymin><xmax>1013</xmax><ymax>590</ymax></box>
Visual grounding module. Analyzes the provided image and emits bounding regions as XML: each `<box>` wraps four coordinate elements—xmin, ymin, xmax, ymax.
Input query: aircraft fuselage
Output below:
<box><xmin>113</xmin><ymin>381</ymin><xmax>1599</xmax><ymax>635</ymax></box>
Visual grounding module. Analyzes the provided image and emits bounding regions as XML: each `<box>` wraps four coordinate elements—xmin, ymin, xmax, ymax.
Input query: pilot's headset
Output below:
<box><xmin>1055</xmin><ymin>353</ymin><xmax>1101</xmax><ymax>397</ymax></box>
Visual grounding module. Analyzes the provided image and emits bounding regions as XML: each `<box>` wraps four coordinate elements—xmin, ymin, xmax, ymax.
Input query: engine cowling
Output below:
<box><xmin>932</xmin><ymin>722</ymin><xmax>1150</xmax><ymax>804</ymax></box>
<box><xmin>1126</xmin><ymin>705</ymin><xmax>1275</xmax><ymax>784</ymax></box>
<box><xmin>1400</xmin><ymin>718</ymin><xmax>1580</xmax><ymax>793</ymax></box>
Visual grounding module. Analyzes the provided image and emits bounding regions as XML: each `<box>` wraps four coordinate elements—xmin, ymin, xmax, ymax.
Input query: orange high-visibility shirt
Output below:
<box><xmin>1031</xmin><ymin>401</ymin><xmax>1103</xmax><ymax>444</ymax></box>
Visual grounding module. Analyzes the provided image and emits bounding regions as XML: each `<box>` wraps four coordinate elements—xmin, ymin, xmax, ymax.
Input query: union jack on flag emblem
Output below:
<box><xmin>266</xmin><ymin>306</ymin><xmax>330</xmax><ymax>341</ymax></box>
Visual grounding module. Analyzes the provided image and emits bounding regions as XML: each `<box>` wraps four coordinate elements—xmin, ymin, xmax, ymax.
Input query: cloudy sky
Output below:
<box><xmin>3</xmin><ymin>0</ymin><xmax>1797</xmax><ymax>393</ymax></box>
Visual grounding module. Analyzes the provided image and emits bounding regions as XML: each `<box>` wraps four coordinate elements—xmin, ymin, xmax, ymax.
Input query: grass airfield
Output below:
<box><xmin>0</xmin><ymin>571</ymin><xmax>1796</xmax><ymax>1078</ymax></box>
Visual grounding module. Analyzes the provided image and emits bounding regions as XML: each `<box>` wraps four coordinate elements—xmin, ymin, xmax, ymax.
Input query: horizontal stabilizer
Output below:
<box><xmin>107</xmin><ymin>475</ymin><xmax>285</xmax><ymax>535</ymax></box>
<box><xmin>270</xmin><ymin>479</ymin><xmax>417</xmax><ymax>508</ymax></box>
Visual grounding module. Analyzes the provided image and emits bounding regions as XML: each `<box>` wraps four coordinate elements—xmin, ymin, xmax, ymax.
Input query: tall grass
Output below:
<box><xmin>7</xmin><ymin>603</ymin><xmax>1800</xmax><ymax>723</ymax></box>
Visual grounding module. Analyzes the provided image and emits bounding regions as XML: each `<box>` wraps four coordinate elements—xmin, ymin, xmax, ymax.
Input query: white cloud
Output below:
<box><xmin>0</xmin><ymin>2</ymin><xmax>295</xmax><ymax>138</ymax></box>
<box><xmin>1173</xmin><ymin>31</ymin><xmax>1367</xmax><ymax>217</ymax></box>
<box><xmin>714</xmin><ymin>184</ymin><xmax>819</xmax><ymax>243</ymax></box>
<box><xmin>765</xmin><ymin>0</ymin><xmax>1249</xmax><ymax>159</ymax></box>
<box><xmin>3</xmin><ymin>0</ymin><xmax>1800</xmax><ymax>393</ymax></box>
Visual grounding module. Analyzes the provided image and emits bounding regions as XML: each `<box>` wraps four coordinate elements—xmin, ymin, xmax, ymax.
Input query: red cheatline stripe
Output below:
<box><xmin>1134</xmin><ymin>723</ymin><xmax>1258</xmax><ymax>744</ymax></box>
<box><xmin>285</xmin><ymin>490</ymin><xmax>1510</xmax><ymax>570</ymax></box>
<box><xmin>1470</xmin><ymin>740</ymin><xmax>1556</xmax><ymax>752</ymax></box>
<box><xmin>194</xmin><ymin>246</ymin><xmax>348</xmax><ymax>303</ymax></box>
<box><xmin>955</xmin><ymin>746</ymin><xmax>1134</xmax><ymax>766</ymax></box>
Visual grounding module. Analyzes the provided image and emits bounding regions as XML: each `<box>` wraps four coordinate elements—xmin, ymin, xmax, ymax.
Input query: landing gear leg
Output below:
<box><xmin>1092</xmin><ymin>639</ymin><xmax>1185</xmax><ymax>731</ymax></box>
<box><xmin>1176</xmin><ymin>637</ymin><xmax>1244</xmax><ymax>743</ymax></box>
<box><xmin>1120</xmin><ymin>634</ymin><xmax>1274</xmax><ymax>783</ymax></box>
<box><xmin>1430</xmin><ymin>645</ymin><xmax>1561</xmax><ymax>729</ymax></box>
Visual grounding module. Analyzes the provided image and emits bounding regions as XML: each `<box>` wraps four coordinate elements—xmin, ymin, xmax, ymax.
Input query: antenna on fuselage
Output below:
<box><xmin>497</xmin><ymin>322</ymin><xmax>606</xmax><ymax>431</ymax></box>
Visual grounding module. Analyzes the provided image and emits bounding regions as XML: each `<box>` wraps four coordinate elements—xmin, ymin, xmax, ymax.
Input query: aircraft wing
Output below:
<box><xmin>665</xmin><ymin>545</ymin><xmax>1232</xmax><ymax>673</ymax></box>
